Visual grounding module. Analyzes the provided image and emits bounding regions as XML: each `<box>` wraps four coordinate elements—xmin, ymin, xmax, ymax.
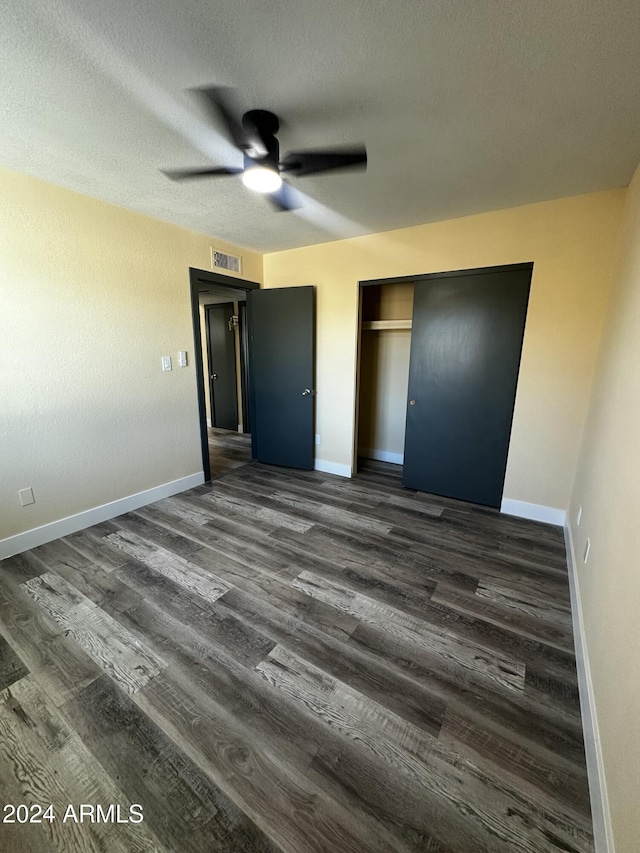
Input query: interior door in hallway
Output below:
<box><xmin>402</xmin><ymin>265</ymin><xmax>532</xmax><ymax>507</ymax></box>
<box><xmin>206</xmin><ymin>302</ymin><xmax>238</xmax><ymax>431</ymax></box>
<box><xmin>247</xmin><ymin>286</ymin><xmax>315</xmax><ymax>469</ymax></box>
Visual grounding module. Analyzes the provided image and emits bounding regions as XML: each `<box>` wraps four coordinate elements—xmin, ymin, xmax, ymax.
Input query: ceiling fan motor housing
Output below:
<box><xmin>242</xmin><ymin>109</ymin><xmax>280</xmax><ymax>170</ymax></box>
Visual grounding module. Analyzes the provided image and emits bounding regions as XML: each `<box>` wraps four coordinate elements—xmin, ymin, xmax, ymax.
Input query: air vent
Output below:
<box><xmin>211</xmin><ymin>248</ymin><xmax>242</xmax><ymax>274</ymax></box>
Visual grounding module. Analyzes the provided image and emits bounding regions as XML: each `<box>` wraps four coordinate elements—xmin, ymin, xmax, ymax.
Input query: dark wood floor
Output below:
<box><xmin>0</xmin><ymin>458</ymin><xmax>593</xmax><ymax>852</ymax></box>
<box><xmin>208</xmin><ymin>427</ymin><xmax>253</xmax><ymax>480</ymax></box>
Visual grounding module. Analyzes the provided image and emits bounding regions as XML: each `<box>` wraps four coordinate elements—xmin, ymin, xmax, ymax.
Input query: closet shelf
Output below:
<box><xmin>362</xmin><ymin>319</ymin><xmax>412</xmax><ymax>331</ymax></box>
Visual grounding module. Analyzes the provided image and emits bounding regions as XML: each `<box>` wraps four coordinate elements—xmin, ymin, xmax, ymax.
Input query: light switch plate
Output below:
<box><xmin>161</xmin><ymin>356</ymin><xmax>172</xmax><ymax>372</ymax></box>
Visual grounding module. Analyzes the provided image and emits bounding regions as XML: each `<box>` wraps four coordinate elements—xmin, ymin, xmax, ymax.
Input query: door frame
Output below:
<box><xmin>190</xmin><ymin>268</ymin><xmax>259</xmax><ymax>482</ymax></box>
<box><xmin>353</xmin><ymin>262</ymin><xmax>534</xmax><ymax>476</ymax></box>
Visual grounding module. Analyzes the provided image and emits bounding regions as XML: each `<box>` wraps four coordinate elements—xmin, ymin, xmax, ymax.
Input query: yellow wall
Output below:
<box><xmin>0</xmin><ymin>167</ymin><xmax>261</xmax><ymax>540</ymax></box>
<box><xmin>264</xmin><ymin>190</ymin><xmax>624</xmax><ymax>509</ymax></box>
<box><xmin>569</xmin><ymin>163</ymin><xmax>640</xmax><ymax>853</ymax></box>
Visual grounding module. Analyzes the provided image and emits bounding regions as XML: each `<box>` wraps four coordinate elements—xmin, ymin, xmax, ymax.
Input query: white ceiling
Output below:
<box><xmin>2</xmin><ymin>0</ymin><xmax>639</xmax><ymax>252</ymax></box>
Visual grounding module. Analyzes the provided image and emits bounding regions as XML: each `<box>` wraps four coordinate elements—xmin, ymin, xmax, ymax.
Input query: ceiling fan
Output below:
<box><xmin>162</xmin><ymin>87</ymin><xmax>367</xmax><ymax>211</ymax></box>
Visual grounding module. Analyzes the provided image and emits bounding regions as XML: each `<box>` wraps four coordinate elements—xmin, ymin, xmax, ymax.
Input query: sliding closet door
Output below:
<box><xmin>402</xmin><ymin>265</ymin><xmax>532</xmax><ymax>507</ymax></box>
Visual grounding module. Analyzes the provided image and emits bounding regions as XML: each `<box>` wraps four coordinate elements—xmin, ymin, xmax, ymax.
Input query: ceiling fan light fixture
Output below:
<box><xmin>242</xmin><ymin>165</ymin><xmax>282</xmax><ymax>194</ymax></box>
<box><xmin>164</xmin><ymin>89</ymin><xmax>367</xmax><ymax>212</ymax></box>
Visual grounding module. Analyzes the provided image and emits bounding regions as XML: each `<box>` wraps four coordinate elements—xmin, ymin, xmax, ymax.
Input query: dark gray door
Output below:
<box><xmin>247</xmin><ymin>286</ymin><xmax>315</xmax><ymax>469</ymax></box>
<box><xmin>206</xmin><ymin>303</ymin><xmax>238</xmax><ymax>431</ymax></box>
<box><xmin>402</xmin><ymin>265</ymin><xmax>531</xmax><ymax>507</ymax></box>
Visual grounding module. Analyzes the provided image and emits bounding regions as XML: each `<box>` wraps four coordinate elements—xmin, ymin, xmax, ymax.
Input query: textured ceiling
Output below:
<box><xmin>2</xmin><ymin>0</ymin><xmax>640</xmax><ymax>252</ymax></box>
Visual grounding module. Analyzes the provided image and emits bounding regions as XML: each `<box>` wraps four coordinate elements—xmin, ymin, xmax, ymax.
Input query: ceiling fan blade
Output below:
<box><xmin>192</xmin><ymin>87</ymin><xmax>268</xmax><ymax>158</ymax></box>
<box><xmin>280</xmin><ymin>146</ymin><xmax>367</xmax><ymax>177</ymax></box>
<box><xmin>162</xmin><ymin>167</ymin><xmax>243</xmax><ymax>181</ymax></box>
<box><xmin>266</xmin><ymin>182</ymin><xmax>300</xmax><ymax>212</ymax></box>
<box><xmin>192</xmin><ymin>87</ymin><xmax>248</xmax><ymax>151</ymax></box>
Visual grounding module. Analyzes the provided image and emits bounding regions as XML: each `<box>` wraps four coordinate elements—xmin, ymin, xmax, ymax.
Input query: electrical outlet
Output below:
<box><xmin>314</xmin><ymin>434</ymin><xmax>321</xmax><ymax>446</ymax></box>
<box><xmin>583</xmin><ymin>538</ymin><xmax>591</xmax><ymax>563</ymax></box>
<box><xmin>178</xmin><ymin>351</ymin><xmax>187</xmax><ymax>367</ymax></box>
<box><xmin>576</xmin><ymin>505</ymin><xmax>582</xmax><ymax>526</ymax></box>
<box><xmin>19</xmin><ymin>487</ymin><xmax>35</xmax><ymax>506</ymax></box>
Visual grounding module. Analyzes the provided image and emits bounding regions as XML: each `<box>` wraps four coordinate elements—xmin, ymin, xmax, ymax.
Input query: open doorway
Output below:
<box><xmin>190</xmin><ymin>268</ymin><xmax>259</xmax><ymax>481</ymax></box>
<box><xmin>204</xmin><ymin>301</ymin><xmax>241</xmax><ymax>432</ymax></box>
<box><xmin>202</xmin><ymin>296</ymin><xmax>250</xmax><ymax>479</ymax></box>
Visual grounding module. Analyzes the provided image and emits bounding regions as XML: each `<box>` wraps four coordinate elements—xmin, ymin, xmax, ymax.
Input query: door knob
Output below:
<box><xmin>409</xmin><ymin>399</ymin><xmax>416</xmax><ymax>406</ymax></box>
<box><xmin>302</xmin><ymin>388</ymin><xmax>312</xmax><ymax>396</ymax></box>
<box><xmin>211</xmin><ymin>373</ymin><xmax>218</xmax><ymax>380</ymax></box>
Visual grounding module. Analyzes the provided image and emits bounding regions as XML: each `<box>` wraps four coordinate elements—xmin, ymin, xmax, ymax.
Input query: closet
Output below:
<box><xmin>356</xmin><ymin>264</ymin><xmax>532</xmax><ymax>508</ymax></box>
<box><xmin>357</xmin><ymin>282</ymin><xmax>414</xmax><ymax>466</ymax></box>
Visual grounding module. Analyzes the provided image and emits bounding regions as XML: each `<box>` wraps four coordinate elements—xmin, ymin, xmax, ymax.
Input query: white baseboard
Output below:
<box><xmin>0</xmin><ymin>473</ymin><xmax>205</xmax><ymax>561</ymax></box>
<box><xmin>358</xmin><ymin>448</ymin><xmax>404</xmax><ymax>465</ymax></box>
<box><xmin>500</xmin><ymin>498</ymin><xmax>566</xmax><ymax>526</ymax></box>
<box><xmin>564</xmin><ymin>523</ymin><xmax>615</xmax><ymax>853</ymax></box>
<box><xmin>314</xmin><ymin>458</ymin><xmax>352</xmax><ymax>478</ymax></box>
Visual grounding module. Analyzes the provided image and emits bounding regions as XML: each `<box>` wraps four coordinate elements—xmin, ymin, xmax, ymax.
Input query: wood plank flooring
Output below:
<box><xmin>208</xmin><ymin>427</ymin><xmax>253</xmax><ymax>480</ymax></box>
<box><xmin>0</xmin><ymin>458</ymin><xmax>593</xmax><ymax>852</ymax></box>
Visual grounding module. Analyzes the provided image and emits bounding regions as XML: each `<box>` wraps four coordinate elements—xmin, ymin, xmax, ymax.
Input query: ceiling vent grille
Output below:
<box><xmin>212</xmin><ymin>248</ymin><xmax>242</xmax><ymax>274</ymax></box>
